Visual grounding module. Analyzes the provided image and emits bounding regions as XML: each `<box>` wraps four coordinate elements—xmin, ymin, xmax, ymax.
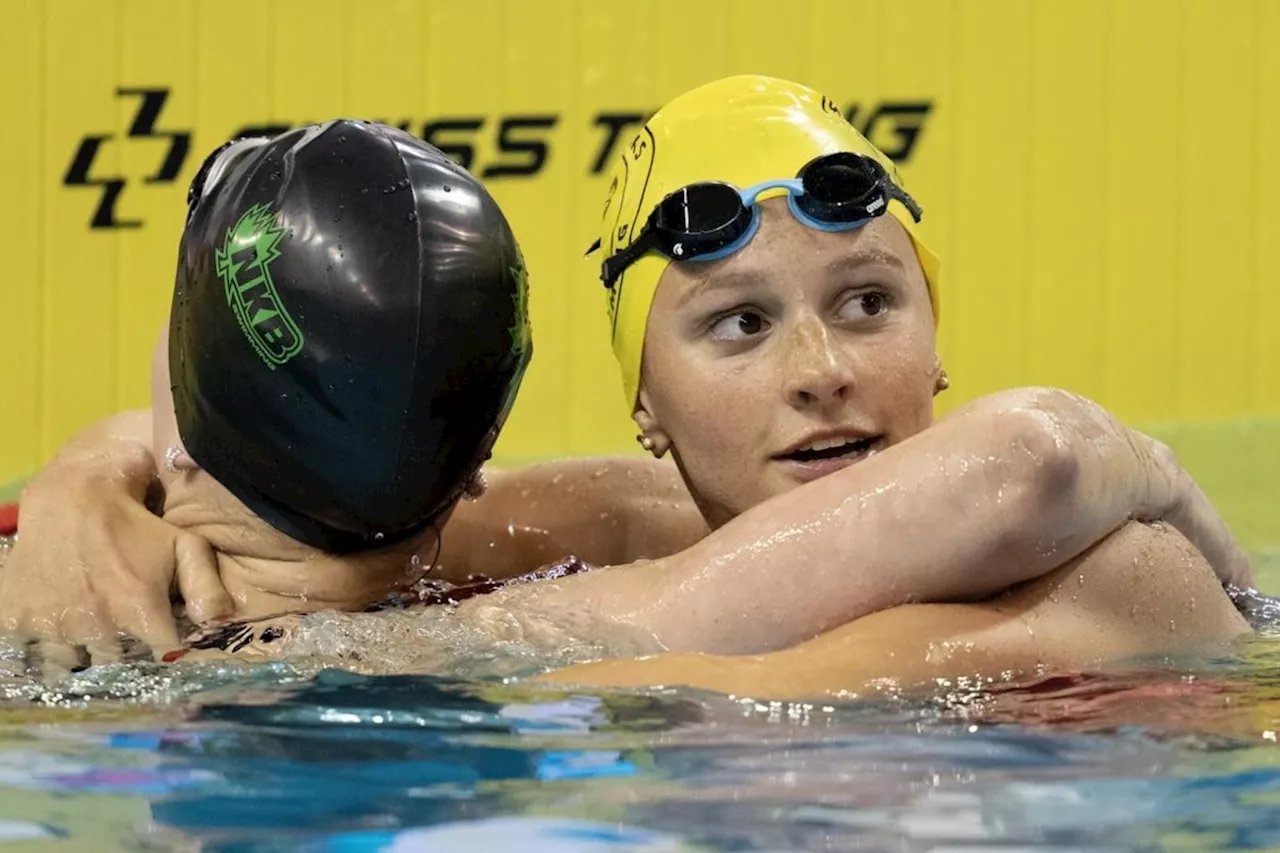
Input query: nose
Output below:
<box><xmin>779</xmin><ymin>315</ymin><xmax>856</xmax><ymax>412</ymax></box>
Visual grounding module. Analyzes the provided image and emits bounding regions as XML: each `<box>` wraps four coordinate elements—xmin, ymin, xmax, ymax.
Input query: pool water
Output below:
<box><xmin>0</xmin><ymin>637</ymin><xmax>1279</xmax><ymax>850</ymax></box>
<box><xmin>2</xmin><ymin>552</ymin><xmax>1280</xmax><ymax>851</ymax></box>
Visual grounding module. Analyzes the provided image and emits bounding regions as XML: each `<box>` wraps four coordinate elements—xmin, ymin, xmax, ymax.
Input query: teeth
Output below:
<box><xmin>799</xmin><ymin>436</ymin><xmax>867</xmax><ymax>453</ymax></box>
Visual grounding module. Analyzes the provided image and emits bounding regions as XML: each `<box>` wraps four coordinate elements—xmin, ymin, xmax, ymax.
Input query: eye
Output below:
<box><xmin>838</xmin><ymin>289</ymin><xmax>891</xmax><ymax>321</ymax></box>
<box><xmin>709</xmin><ymin>310</ymin><xmax>770</xmax><ymax>342</ymax></box>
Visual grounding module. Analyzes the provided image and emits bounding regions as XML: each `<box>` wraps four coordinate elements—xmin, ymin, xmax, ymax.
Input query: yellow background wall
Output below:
<box><xmin>3</xmin><ymin>0</ymin><xmax>1279</xmax><ymax>547</ymax></box>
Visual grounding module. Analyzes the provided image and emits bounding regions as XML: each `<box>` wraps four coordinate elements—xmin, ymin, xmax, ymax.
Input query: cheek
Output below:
<box><xmin>882</xmin><ymin>330</ymin><xmax>939</xmax><ymax>424</ymax></box>
<box><xmin>645</xmin><ymin>344</ymin><xmax>761</xmax><ymax>452</ymax></box>
<box><xmin>649</xmin><ymin>350</ymin><xmax>732</xmax><ymax>432</ymax></box>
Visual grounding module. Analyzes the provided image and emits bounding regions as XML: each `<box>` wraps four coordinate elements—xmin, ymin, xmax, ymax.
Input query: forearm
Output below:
<box><xmin>533</xmin><ymin>605</ymin><xmax>1011</xmax><ymax>699</ymax></box>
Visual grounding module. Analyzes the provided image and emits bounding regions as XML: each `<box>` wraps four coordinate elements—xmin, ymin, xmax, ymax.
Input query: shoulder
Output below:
<box><xmin>997</xmin><ymin>520</ymin><xmax>1250</xmax><ymax>663</ymax></box>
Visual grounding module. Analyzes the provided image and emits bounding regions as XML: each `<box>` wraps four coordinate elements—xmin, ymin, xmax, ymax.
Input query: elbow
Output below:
<box><xmin>995</xmin><ymin>405</ymin><xmax>1082</xmax><ymax>525</ymax></box>
<box><xmin>957</xmin><ymin>387</ymin><xmax>1088</xmax><ymax>514</ymax></box>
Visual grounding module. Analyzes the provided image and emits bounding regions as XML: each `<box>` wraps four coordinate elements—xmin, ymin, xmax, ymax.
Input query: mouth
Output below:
<box><xmin>781</xmin><ymin>435</ymin><xmax>879</xmax><ymax>462</ymax></box>
<box><xmin>774</xmin><ymin>434</ymin><xmax>884</xmax><ymax>476</ymax></box>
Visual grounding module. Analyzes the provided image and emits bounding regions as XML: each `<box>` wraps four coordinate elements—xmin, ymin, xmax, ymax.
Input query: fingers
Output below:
<box><xmin>107</xmin><ymin>585</ymin><xmax>182</xmax><ymax>660</ymax></box>
<box><xmin>57</xmin><ymin>606</ymin><xmax>125</xmax><ymax>666</ymax></box>
<box><xmin>175</xmin><ymin>534</ymin><xmax>235</xmax><ymax>624</ymax></box>
<box><xmin>34</xmin><ymin>639</ymin><xmax>86</xmax><ymax>675</ymax></box>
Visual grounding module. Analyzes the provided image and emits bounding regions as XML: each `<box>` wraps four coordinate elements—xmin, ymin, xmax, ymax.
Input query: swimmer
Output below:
<box><xmin>1</xmin><ymin>121</ymin><xmax>539</xmax><ymax>662</ymax></box>
<box><xmin>0</xmin><ymin>89</ymin><xmax>1250</xmax><ymax>682</ymax></box>
<box><xmin>530</xmin><ymin>75</ymin><xmax>1256</xmax><ymax>694</ymax></box>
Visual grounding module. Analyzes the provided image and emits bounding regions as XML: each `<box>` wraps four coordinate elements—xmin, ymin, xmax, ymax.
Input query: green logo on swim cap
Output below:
<box><xmin>214</xmin><ymin>203</ymin><xmax>304</xmax><ymax>369</ymax></box>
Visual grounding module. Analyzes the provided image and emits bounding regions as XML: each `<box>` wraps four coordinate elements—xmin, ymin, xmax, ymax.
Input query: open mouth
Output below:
<box><xmin>780</xmin><ymin>435</ymin><xmax>880</xmax><ymax>463</ymax></box>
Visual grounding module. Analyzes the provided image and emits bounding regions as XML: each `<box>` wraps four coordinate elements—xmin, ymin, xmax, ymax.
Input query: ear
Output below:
<box><xmin>462</xmin><ymin>469</ymin><xmax>488</xmax><ymax>501</ymax></box>
<box><xmin>633</xmin><ymin>386</ymin><xmax>673</xmax><ymax>459</ymax></box>
<box><xmin>164</xmin><ymin>445</ymin><xmax>199</xmax><ymax>474</ymax></box>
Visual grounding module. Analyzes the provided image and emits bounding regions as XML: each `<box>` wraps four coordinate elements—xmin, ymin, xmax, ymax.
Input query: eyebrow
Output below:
<box><xmin>677</xmin><ymin>246</ymin><xmax>908</xmax><ymax>309</ymax></box>
<box><xmin>824</xmin><ymin>247</ymin><xmax>907</xmax><ymax>278</ymax></box>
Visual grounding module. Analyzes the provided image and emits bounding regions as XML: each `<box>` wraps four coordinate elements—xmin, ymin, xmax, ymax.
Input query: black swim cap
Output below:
<box><xmin>171</xmin><ymin>121</ymin><xmax>532</xmax><ymax>553</ymax></box>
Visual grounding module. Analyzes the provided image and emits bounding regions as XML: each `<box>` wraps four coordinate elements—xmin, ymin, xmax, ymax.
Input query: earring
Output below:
<box><xmin>462</xmin><ymin>470</ymin><xmax>487</xmax><ymax>501</ymax></box>
<box><xmin>163</xmin><ymin>446</ymin><xmax>184</xmax><ymax>474</ymax></box>
<box><xmin>637</xmin><ymin>434</ymin><xmax>656</xmax><ymax>452</ymax></box>
<box><xmin>935</xmin><ymin>370</ymin><xmax>950</xmax><ymax>393</ymax></box>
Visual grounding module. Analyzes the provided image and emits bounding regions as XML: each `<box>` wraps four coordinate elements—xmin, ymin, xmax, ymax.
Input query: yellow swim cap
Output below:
<box><xmin>595</xmin><ymin>75</ymin><xmax>941</xmax><ymax>407</ymax></box>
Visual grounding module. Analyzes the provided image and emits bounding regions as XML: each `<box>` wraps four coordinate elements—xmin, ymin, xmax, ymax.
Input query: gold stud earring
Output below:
<box><xmin>936</xmin><ymin>370</ymin><xmax>950</xmax><ymax>392</ymax></box>
<box><xmin>637</xmin><ymin>435</ymin><xmax>656</xmax><ymax>452</ymax></box>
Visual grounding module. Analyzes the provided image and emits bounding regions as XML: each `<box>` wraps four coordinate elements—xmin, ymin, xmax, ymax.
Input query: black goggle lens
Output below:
<box><xmin>796</xmin><ymin>152</ymin><xmax>886</xmax><ymax>223</ymax></box>
<box><xmin>650</xmin><ymin>183</ymin><xmax>752</xmax><ymax>259</ymax></box>
<box><xmin>653</xmin><ymin>183</ymin><xmax>743</xmax><ymax>235</ymax></box>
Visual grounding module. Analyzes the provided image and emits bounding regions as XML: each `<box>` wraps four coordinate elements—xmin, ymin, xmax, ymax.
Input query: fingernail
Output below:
<box><xmin>162</xmin><ymin>649</ymin><xmax>190</xmax><ymax>663</ymax></box>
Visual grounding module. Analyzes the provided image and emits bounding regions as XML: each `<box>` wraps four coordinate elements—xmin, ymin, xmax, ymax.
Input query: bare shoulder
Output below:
<box><xmin>996</xmin><ymin>520</ymin><xmax>1250</xmax><ymax>663</ymax></box>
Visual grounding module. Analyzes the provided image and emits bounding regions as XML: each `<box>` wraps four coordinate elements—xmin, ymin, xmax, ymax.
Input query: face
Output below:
<box><xmin>635</xmin><ymin>199</ymin><xmax>940</xmax><ymax>528</ymax></box>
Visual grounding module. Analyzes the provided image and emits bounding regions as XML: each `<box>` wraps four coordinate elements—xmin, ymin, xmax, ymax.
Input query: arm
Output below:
<box><xmin>534</xmin><ymin>520</ymin><xmax>1250</xmax><ymax>698</ymax></box>
<box><xmin>0</xmin><ymin>411</ymin><xmax>232</xmax><ymax>658</ymax></box>
<box><xmin>487</xmin><ymin>388</ymin><xmax>1249</xmax><ymax>654</ymax></box>
<box><xmin>435</xmin><ymin>456</ymin><xmax>709</xmax><ymax>583</ymax></box>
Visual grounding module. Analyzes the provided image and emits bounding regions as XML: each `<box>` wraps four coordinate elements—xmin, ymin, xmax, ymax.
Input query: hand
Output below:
<box><xmin>1136</xmin><ymin>432</ymin><xmax>1254</xmax><ymax>590</ymax></box>
<box><xmin>0</xmin><ymin>413</ymin><xmax>235</xmax><ymax>664</ymax></box>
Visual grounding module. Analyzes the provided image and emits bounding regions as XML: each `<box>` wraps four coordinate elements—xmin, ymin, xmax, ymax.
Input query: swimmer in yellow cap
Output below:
<box><xmin>532</xmin><ymin>75</ymin><xmax>1255</xmax><ymax>694</ymax></box>
<box><xmin>1</xmin><ymin>78</ymin><xmax>1252</xmax><ymax>691</ymax></box>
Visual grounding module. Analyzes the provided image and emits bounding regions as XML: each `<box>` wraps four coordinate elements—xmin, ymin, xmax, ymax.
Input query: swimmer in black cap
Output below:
<box><xmin>140</xmin><ymin>120</ymin><xmax>541</xmax><ymax>625</ymax></box>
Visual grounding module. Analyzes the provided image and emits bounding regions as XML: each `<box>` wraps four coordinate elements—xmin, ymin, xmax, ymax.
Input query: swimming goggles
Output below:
<box><xmin>599</xmin><ymin>152</ymin><xmax>923</xmax><ymax>288</ymax></box>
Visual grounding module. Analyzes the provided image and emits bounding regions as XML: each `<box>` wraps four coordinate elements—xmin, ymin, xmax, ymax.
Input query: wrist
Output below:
<box><xmin>23</xmin><ymin>437</ymin><xmax>157</xmax><ymax>512</ymax></box>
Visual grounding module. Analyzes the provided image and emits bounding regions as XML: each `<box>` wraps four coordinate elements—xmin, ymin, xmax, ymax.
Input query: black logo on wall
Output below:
<box><xmin>65</xmin><ymin>89</ymin><xmax>932</xmax><ymax>230</ymax></box>
<box><xmin>63</xmin><ymin>88</ymin><xmax>191</xmax><ymax>229</ymax></box>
